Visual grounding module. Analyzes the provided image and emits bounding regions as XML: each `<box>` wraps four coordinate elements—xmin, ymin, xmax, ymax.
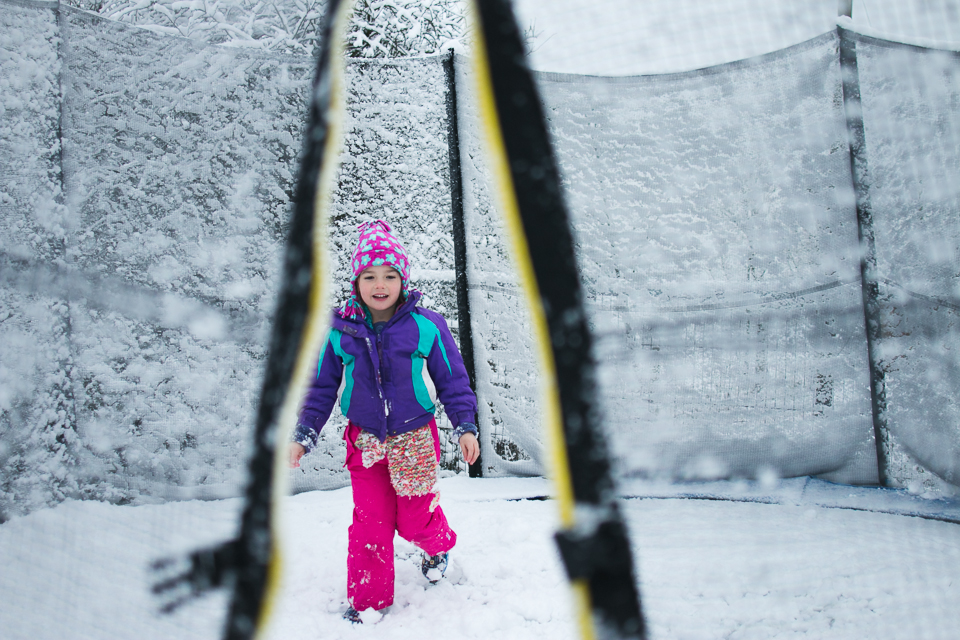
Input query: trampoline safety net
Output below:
<box><xmin>1</xmin><ymin>1</ymin><xmax>959</xmax><ymax>639</ymax></box>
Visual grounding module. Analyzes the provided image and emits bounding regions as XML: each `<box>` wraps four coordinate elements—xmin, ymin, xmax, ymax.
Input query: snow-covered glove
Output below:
<box><xmin>452</xmin><ymin>421</ymin><xmax>478</xmax><ymax>441</ymax></box>
<box><xmin>355</xmin><ymin>430</ymin><xmax>387</xmax><ymax>468</ymax></box>
<box><xmin>387</xmin><ymin>425</ymin><xmax>438</xmax><ymax>497</ymax></box>
<box><xmin>293</xmin><ymin>423</ymin><xmax>318</xmax><ymax>453</ymax></box>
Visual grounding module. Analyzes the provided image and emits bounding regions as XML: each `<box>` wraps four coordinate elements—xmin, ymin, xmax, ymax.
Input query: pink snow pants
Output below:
<box><xmin>344</xmin><ymin>419</ymin><xmax>456</xmax><ymax>611</ymax></box>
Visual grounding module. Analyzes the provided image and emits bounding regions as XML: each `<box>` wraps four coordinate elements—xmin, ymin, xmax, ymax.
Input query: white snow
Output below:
<box><xmin>2</xmin><ymin>476</ymin><xmax>959</xmax><ymax>640</ymax></box>
<box><xmin>3</xmin><ymin>1</ymin><xmax>960</xmax><ymax>638</ymax></box>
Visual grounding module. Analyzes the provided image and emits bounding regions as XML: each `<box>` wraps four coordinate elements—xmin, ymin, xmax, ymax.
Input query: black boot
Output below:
<box><xmin>421</xmin><ymin>551</ymin><xmax>449</xmax><ymax>584</ymax></box>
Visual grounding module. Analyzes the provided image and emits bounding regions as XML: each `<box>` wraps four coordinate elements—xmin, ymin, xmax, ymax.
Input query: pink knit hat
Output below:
<box><xmin>339</xmin><ymin>220</ymin><xmax>411</xmax><ymax>319</ymax></box>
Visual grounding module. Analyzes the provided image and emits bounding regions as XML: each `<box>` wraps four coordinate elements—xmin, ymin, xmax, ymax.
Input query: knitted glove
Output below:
<box><xmin>354</xmin><ymin>430</ymin><xmax>387</xmax><ymax>468</ymax></box>
<box><xmin>387</xmin><ymin>425</ymin><xmax>438</xmax><ymax>497</ymax></box>
<box><xmin>293</xmin><ymin>423</ymin><xmax>319</xmax><ymax>453</ymax></box>
<box><xmin>452</xmin><ymin>421</ymin><xmax>478</xmax><ymax>441</ymax></box>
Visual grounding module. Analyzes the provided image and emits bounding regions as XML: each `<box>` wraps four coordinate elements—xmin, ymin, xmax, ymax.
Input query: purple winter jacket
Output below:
<box><xmin>294</xmin><ymin>291</ymin><xmax>477</xmax><ymax>452</ymax></box>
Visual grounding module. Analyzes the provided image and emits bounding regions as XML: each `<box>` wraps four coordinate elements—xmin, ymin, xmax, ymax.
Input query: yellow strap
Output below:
<box><xmin>465</xmin><ymin>2</ymin><xmax>594</xmax><ymax>639</ymax></box>
<box><xmin>257</xmin><ymin>0</ymin><xmax>354</xmax><ymax>636</ymax></box>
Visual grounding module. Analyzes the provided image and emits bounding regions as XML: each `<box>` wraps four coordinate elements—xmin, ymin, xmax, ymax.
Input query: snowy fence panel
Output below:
<box><xmin>0</xmin><ymin>0</ymin><xmax>80</xmax><ymax>517</ymax></box>
<box><xmin>455</xmin><ymin>53</ymin><xmax>545</xmax><ymax>478</ymax></box>
<box><xmin>55</xmin><ymin>11</ymin><xmax>460</xmax><ymax>500</ymax></box>
<box><xmin>4</xmin><ymin>4</ymin><xmax>960</xmax><ymax>514</ymax></box>
<box><xmin>56</xmin><ymin>7</ymin><xmax>314</xmax><ymax>506</ymax></box>
<box><xmin>855</xmin><ymin>33</ymin><xmax>960</xmax><ymax>491</ymax></box>
<box><xmin>460</xmin><ymin>34</ymin><xmax>882</xmax><ymax>484</ymax></box>
<box><xmin>0</xmin><ymin>2</ymin><xmax>464</xmax><ymax>512</ymax></box>
<box><xmin>542</xmin><ymin>33</ymin><xmax>877</xmax><ymax>484</ymax></box>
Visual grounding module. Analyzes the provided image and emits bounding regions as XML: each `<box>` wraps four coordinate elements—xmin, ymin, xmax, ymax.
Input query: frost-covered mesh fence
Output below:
<box><xmin>458</xmin><ymin>31</ymin><xmax>960</xmax><ymax>493</ymax></box>
<box><xmin>1</xmin><ymin>0</ymin><xmax>68</xmax><ymax>513</ymax></box>
<box><xmin>854</xmin><ymin>32</ymin><xmax>960</xmax><ymax>491</ymax></box>
<box><xmin>543</xmin><ymin>33</ymin><xmax>876</xmax><ymax>485</ymax></box>
<box><xmin>459</xmin><ymin>34</ymin><xmax>880</xmax><ymax>483</ymax></box>
<box><xmin>0</xmin><ymin>0</ymin><xmax>461</xmax><ymax>521</ymax></box>
<box><xmin>1</xmin><ymin>1</ymin><xmax>310</xmax><ymax>519</ymax></box>
<box><xmin>3</xmin><ymin>1</ymin><xmax>960</xmax><ymax>639</ymax></box>
<box><xmin>4</xmin><ymin>2</ymin><xmax>960</xmax><ymax>517</ymax></box>
<box><xmin>57</xmin><ymin>5</ymin><xmax>310</xmax><ymax>506</ymax></box>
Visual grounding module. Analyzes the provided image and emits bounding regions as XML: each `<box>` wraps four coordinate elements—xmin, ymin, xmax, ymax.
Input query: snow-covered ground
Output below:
<box><xmin>2</xmin><ymin>476</ymin><xmax>959</xmax><ymax>640</ymax></box>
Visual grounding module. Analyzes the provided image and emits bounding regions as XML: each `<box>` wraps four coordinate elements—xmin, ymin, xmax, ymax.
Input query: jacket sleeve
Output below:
<box><xmin>294</xmin><ymin>332</ymin><xmax>344</xmax><ymax>453</ymax></box>
<box><xmin>424</xmin><ymin>312</ymin><xmax>478</xmax><ymax>429</ymax></box>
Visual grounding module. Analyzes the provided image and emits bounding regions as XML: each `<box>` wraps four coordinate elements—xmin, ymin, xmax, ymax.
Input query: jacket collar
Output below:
<box><xmin>331</xmin><ymin>290</ymin><xmax>421</xmax><ymax>335</ymax></box>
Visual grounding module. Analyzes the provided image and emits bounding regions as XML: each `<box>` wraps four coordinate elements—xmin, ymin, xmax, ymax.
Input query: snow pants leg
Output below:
<box><xmin>345</xmin><ymin>421</ymin><xmax>456</xmax><ymax>611</ymax></box>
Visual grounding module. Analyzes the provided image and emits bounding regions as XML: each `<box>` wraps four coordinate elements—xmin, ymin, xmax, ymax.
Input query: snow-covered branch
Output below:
<box><xmin>63</xmin><ymin>0</ymin><xmax>469</xmax><ymax>58</ymax></box>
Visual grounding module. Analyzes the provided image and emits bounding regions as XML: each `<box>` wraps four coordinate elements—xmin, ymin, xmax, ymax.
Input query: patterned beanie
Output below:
<box><xmin>339</xmin><ymin>220</ymin><xmax>411</xmax><ymax>319</ymax></box>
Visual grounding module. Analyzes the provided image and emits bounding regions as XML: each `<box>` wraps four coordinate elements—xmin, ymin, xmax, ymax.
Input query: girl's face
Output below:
<box><xmin>357</xmin><ymin>265</ymin><xmax>402</xmax><ymax>322</ymax></box>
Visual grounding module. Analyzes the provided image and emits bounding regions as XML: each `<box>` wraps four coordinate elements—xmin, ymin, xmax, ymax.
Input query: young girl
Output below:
<box><xmin>288</xmin><ymin>220</ymin><xmax>479</xmax><ymax>623</ymax></box>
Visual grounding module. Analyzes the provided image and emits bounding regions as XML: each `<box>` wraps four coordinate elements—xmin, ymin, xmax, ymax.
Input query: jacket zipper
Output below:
<box><xmin>377</xmin><ymin>333</ymin><xmax>391</xmax><ymax>420</ymax></box>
